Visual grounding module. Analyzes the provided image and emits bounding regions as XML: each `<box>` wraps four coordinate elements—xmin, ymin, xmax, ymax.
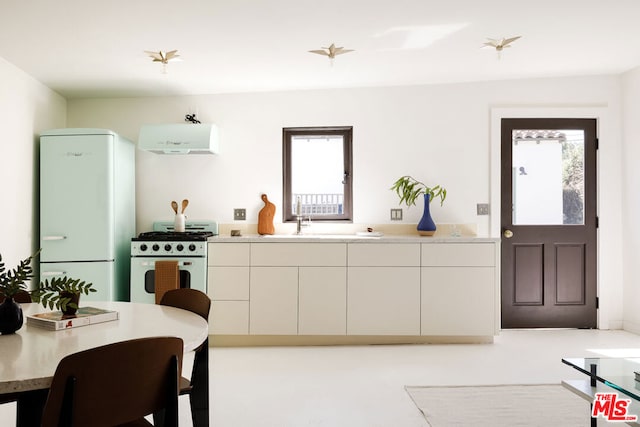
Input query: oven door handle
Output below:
<box><xmin>139</xmin><ymin>261</ymin><xmax>193</xmax><ymax>267</ymax></box>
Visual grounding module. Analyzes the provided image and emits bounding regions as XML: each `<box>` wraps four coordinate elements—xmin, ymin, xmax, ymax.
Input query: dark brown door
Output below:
<box><xmin>501</xmin><ymin>118</ymin><xmax>597</xmax><ymax>328</ymax></box>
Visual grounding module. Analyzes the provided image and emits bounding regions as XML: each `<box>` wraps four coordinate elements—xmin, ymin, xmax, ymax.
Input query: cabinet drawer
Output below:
<box><xmin>208</xmin><ymin>243</ymin><xmax>250</xmax><ymax>266</ymax></box>
<box><xmin>421</xmin><ymin>243</ymin><xmax>496</xmax><ymax>266</ymax></box>
<box><xmin>208</xmin><ymin>266</ymin><xmax>249</xmax><ymax>300</ymax></box>
<box><xmin>251</xmin><ymin>243</ymin><xmax>346</xmax><ymax>266</ymax></box>
<box><xmin>348</xmin><ymin>243</ymin><xmax>420</xmax><ymax>266</ymax></box>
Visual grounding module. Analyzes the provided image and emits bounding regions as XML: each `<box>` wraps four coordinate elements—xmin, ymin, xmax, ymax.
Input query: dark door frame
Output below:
<box><xmin>500</xmin><ymin>118</ymin><xmax>597</xmax><ymax>328</ymax></box>
<box><xmin>489</xmin><ymin>109</ymin><xmax>601</xmax><ymax>329</ymax></box>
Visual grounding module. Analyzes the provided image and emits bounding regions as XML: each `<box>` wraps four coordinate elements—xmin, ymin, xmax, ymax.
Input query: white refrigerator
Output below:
<box><xmin>40</xmin><ymin>128</ymin><xmax>135</xmax><ymax>301</ymax></box>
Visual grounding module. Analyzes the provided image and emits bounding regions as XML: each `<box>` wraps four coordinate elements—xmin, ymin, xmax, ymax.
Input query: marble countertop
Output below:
<box><xmin>208</xmin><ymin>234</ymin><xmax>499</xmax><ymax>243</ymax></box>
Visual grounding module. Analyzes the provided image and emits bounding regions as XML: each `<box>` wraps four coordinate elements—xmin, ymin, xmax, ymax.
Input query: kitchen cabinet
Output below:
<box><xmin>347</xmin><ymin>243</ymin><xmax>421</xmax><ymax>335</ymax></box>
<box><xmin>249</xmin><ymin>267</ymin><xmax>298</xmax><ymax>335</ymax></box>
<box><xmin>207</xmin><ymin>237</ymin><xmax>499</xmax><ymax>343</ymax></box>
<box><xmin>421</xmin><ymin>243</ymin><xmax>498</xmax><ymax>336</ymax></box>
<box><xmin>250</xmin><ymin>243</ymin><xmax>347</xmax><ymax>335</ymax></box>
<box><xmin>298</xmin><ymin>267</ymin><xmax>347</xmax><ymax>335</ymax></box>
<box><xmin>347</xmin><ymin>267</ymin><xmax>420</xmax><ymax>335</ymax></box>
<box><xmin>207</xmin><ymin>243</ymin><xmax>250</xmax><ymax>335</ymax></box>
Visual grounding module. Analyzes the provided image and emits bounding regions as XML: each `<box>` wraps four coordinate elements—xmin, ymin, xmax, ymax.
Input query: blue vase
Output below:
<box><xmin>417</xmin><ymin>194</ymin><xmax>436</xmax><ymax>236</ymax></box>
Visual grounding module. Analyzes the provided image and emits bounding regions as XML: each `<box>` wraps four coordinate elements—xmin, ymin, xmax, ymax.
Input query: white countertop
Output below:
<box><xmin>209</xmin><ymin>234</ymin><xmax>499</xmax><ymax>243</ymax></box>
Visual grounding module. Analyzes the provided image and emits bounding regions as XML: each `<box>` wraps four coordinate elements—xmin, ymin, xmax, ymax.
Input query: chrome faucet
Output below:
<box><xmin>296</xmin><ymin>215</ymin><xmax>311</xmax><ymax>234</ymax></box>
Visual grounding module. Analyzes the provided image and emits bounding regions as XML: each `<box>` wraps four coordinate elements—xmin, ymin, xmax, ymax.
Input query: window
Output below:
<box><xmin>283</xmin><ymin>126</ymin><xmax>353</xmax><ymax>222</ymax></box>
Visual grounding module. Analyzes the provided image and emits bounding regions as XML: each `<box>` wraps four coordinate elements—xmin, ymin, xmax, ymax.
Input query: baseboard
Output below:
<box><xmin>209</xmin><ymin>335</ymin><xmax>494</xmax><ymax>347</ymax></box>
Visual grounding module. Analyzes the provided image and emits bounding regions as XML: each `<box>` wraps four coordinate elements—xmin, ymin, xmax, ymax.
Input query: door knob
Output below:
<box><xmin>503</xmin><ymin>229</ymin><xmax>514</xmax><ymax>239</ymax></box>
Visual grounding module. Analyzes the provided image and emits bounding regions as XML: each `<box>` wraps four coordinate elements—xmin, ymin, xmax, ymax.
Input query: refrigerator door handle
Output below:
<box><xmin>42</xmin><ymin>236</ymin><xmax>67</xmax><ymax>241</ymax></box>
<box><xmin>41</xmin><ymin>271</ymin><xmax>66</xmax><ymax>276</ymax></box>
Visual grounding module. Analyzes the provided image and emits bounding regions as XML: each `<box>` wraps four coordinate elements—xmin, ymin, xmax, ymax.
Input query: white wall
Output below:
<box><xmin>622</xmin><ymin>66</ymin><xmax>640</xmax><ymax>333</ymax></box>
<box><xmin>66</xmin><ymin>74</ymin><xmax>624</xmax><ymax>328</ymax></box>
<box><xmin>0</xmin><ymin>56</ymin><xmax>66</xmax><ymax>273</ymax></box>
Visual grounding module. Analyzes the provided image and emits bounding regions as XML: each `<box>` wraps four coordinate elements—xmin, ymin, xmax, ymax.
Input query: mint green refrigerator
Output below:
<box><xmin>39</xmin><ymin>128</ymin><xmax>135</xmax><ymax>301</ymax></box>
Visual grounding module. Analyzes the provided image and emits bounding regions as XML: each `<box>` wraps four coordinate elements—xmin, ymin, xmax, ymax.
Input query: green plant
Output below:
<box><xmin>31</xmin><ymin>276</ymin><xmax>96</xmax><ymax>311</ymax></box>
<box><xmin>391</xmin><ymin>175</ymin><xmax>447</xmax><ymax>207</ymax></box>
<box><xmin>0</xmin><ymin>252</ymin><xmax>37</xmax><ymax>298</ymax></box>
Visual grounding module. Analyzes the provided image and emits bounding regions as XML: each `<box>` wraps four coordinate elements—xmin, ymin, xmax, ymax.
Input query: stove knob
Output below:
<box><xmin>176</xmin><ymin>244</ymin><xmax>184</xmax><ymax>252</ymax></box>
<box><xmin>152</xmin><ymin>244</ymin><xmax>160</xmax><ymax>251</ymax></box>
<box><xmin>189</xmin><ymin>244</ymin><xmax>197</xmax><ymax>252</ymax></box>
<box><xmin>164</xmin><ymin>244</ymin><xmax>172</xmax><ymax>252</ymax></box>
<box><xmin>140</xmin><ymin>244</ymin><xmax>148</xmax><ymax>252</ymax></box>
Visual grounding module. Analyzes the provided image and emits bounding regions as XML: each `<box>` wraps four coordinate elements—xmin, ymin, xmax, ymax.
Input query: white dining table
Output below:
<box><xmin>0</xmin><ymin>301</ymin><xmax>209</xmax><ymax>426</ymax></box>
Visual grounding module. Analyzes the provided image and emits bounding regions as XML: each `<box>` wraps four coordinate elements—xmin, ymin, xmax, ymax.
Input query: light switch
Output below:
<box><xmin>390</xmin><ymin>209</ymin><xmax>403</xmax><ymax>221</ymax></box>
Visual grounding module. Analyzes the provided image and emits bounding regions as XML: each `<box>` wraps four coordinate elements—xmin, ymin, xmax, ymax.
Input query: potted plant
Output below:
<box><xmin>391</xmin><ymin>175</ymin><xmax>447</xmax><ymax>236</ymax></box>
<box><xmin>0</xmin><ymin>252</ymin><xmax>37</xmax><ymax>334</ymax></box>
<box><xmin>31</xmin><ymin>276</ymin><xmax>95</xmax><ymax>315</ymax></box>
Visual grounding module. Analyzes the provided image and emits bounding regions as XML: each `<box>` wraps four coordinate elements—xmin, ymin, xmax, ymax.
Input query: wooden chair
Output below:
<box><xmin>41</xmin><ymin>337</ymin><xmax>183</xmax><ymax>427</ymax></box>
<box><xmin>158</xmin><ymin>288</ymin><xmax>211</xmax><ymax>427</ymax></box>
<box><xmin>0</xmin><ymin>289</ymin><xmax>32</xmax><ymax>304</ymax></box>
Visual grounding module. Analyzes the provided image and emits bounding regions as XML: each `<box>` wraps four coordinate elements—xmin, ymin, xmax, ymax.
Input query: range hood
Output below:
<box><xmin>138</xmin><ymin>123</ymin><xmax>219</xmax><ymax>154</ymax></box>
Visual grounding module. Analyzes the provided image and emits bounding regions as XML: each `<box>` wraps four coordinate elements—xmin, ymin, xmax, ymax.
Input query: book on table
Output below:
<box><xmin>26</xmin><ymin>306</ymin><xmax>119</xmax><ymax>330</ymax></box>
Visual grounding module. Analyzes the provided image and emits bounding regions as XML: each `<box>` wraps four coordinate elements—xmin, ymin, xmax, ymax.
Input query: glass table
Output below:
<box><xmin>562</xmin><ymin>357</ymin><xmax>640</xmax><ymax>426</ymax></box>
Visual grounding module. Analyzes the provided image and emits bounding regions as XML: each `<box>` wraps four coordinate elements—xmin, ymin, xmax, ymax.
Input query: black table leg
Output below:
<box><xmin>16</xmin><ymin>388</ymin><xmax>48</xmax><ymax>427</ymax></box>
<box><xmin>190</xmin><ymin>337</ymin><xmax>209</xmax><ymax>427</ymax></box>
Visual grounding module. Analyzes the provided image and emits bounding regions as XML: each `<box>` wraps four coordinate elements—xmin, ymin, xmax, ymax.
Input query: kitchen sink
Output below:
<box><xmin>261</xmin><ymin>233</ymin><xmax>379</xmax><ymax>239</ymax></box>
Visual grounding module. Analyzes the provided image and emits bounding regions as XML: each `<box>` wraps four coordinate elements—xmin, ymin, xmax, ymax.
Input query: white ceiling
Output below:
<box><xmin>1</xmin><ymin>0</ymin><xmax>639</xmax><ymax>99</ymax></box>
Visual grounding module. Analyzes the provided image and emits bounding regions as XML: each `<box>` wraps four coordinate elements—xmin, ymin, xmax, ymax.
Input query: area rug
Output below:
<box><xmin>405</xmin><ymin>384</ymin><xmax>589</xmax><ymax>427</ymax></box>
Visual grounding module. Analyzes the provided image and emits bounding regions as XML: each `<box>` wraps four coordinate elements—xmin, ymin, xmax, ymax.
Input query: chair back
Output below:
<box><xmin>160</xmin><ymin>288</ymin><xmax>211</xmax><ymax>320</ymax></box>
<box><xmin>41</xmin><ymin>337</ymin><xmax>183</xmax><ymax>427</ymax></box>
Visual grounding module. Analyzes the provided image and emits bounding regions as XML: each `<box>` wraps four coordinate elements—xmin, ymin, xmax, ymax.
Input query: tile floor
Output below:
<box><xmin>3</xmin><ymin>329</ymin><xmax>640</xmax><ymax>426</ymax></box>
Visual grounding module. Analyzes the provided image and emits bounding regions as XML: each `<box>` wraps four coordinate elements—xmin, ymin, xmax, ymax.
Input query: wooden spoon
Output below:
<box><xmin>171</xmin><ymin>201</ymin><xmax>178</xmax><ymax>214</ymax></box>
<box><xmin>181</xmin><ymin>199</ymin><xmax>189</xmax><ymax>214</ymax></box>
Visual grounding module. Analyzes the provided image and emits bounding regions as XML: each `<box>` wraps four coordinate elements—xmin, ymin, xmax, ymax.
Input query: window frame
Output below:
<box><xmin>282</xmin><ymin>126</ymin><xmax>353</xmax><ymax>223</ymax></box>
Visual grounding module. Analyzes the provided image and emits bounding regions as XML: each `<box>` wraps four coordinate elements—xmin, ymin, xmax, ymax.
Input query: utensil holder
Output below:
<box><xmin>174</xmin><ymin>213</ymin><xmax>186</xmax><ymax>232</ymax></box>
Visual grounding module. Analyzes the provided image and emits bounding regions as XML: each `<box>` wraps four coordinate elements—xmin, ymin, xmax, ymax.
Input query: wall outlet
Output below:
<box><xmin>390</xmin><ymin>208</ymin><xmax>403</xmax><ymax>221</ymax></box>
<box><xmin>477</xmin><ymin>203</ymin><xmax>490</xmax><ymax>215</ymax></box>
<box><xmin>234</xmin><ymin>208</ymin><xmax>246</xmax><ymax>220</ymax></box>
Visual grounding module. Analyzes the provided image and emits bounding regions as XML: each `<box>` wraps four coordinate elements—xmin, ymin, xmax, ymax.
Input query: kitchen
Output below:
<box><xmin>3</xmin><ymin>0</ymin><xmax>640</xmax><ymax>425</ymax></box>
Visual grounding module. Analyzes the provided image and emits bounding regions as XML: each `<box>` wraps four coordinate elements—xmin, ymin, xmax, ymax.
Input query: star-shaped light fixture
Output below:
<box><xmin>482</xmin><ymin>36</ymin><xmax>521</xmax><ymax>58</ymax></box>
<box><xmin>145</xmin><ymin>49</ymin><xmax>182</xmax><ymax>73</ymax></box>
<box><xmin>308</xmin><ymin>43</ymin><xmax>354</xmax><ymax>66</ymax></box>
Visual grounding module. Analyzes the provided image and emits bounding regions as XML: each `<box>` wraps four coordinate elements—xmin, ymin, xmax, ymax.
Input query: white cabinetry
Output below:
<box><xmin>249</xmin><ymin>267</ymin><xmax>298</xmax><ymax>334</ymax></box>
<box><xmin>207</xmin><ymin>238</ymin><xmax>499</xmax><ymax>342</ymax></box>
<box><xmin>207</xmin><ymin>243</ymin><xmax>250</xmax><ymax>334</ymax></box>
<box><xmin>250</xmin><ymin>243</ymin><xmax>347</xmax><ymax>335</ymax></box>
<box><xmin>347</xmin><ymin>244</ymin><xmax>421</xmax><ymax>335</ymax></box>
<box><xmin>298</xmin><ymin>267</ymin><xmax>347</xmax><ymax>335</ymax></box>
<box><xmin>421</xmin><ymin>243</ymin><xmax>497</xmax><ymax>336</ymax></box>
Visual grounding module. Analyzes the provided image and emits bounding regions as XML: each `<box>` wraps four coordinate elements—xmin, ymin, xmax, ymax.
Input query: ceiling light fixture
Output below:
<box><xmin>145</xmin><ymin>49</ymin><xmax>182</xmax><ymax>73</ymax></box>
<box><xmin>482</xmin><ymin>36</ymin><xmax>521</xmax><ymax>59</ymax></box>
<box><xmin>308</xmin><ymin>43</ymin><xmax>354</xmax><ymax>66</ymax></box>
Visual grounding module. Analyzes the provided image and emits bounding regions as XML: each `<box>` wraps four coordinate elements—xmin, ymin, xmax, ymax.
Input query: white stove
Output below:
<box><xmin>129</xmin><ymin>221</ymin><xmax>217</xmax><ymax>303</ymax></box>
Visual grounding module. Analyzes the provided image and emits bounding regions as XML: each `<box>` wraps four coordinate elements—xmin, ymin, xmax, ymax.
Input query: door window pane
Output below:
<box><xmin>512</xmin><ymin>129</ymin><xmax>585</xmax><ymax>225</ymax></box>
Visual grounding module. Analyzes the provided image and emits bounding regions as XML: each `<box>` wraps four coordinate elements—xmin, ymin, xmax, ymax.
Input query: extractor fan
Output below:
<box><xmin>308</xmin><ymin>43</ymin><xmax>354</xmax><ymax>65</ymax></box>
<box><xmin>483</xmin><ymin>36</ymin><xmax>521</xmax><ymax>58</ymax></box>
